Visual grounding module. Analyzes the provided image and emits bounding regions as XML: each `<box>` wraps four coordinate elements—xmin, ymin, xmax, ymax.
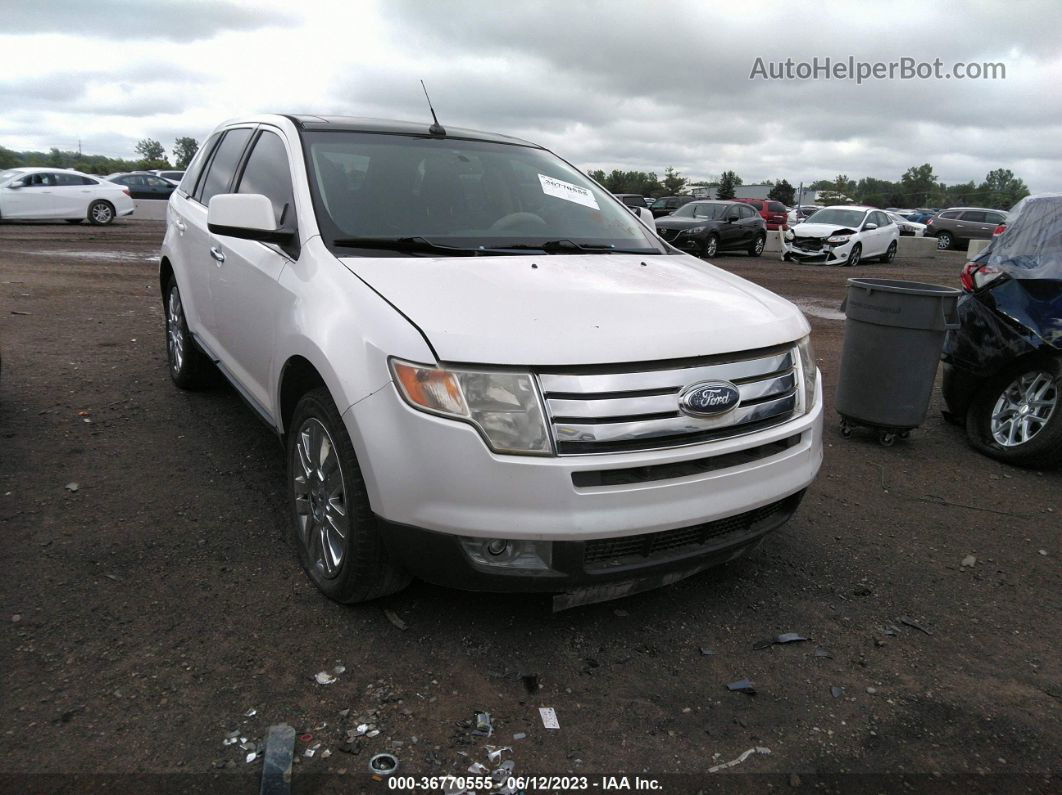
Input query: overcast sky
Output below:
<box><xmin>2</xmin><ymin>0</ymin><xmax>1061</xmax><ymax>190</ymax></box>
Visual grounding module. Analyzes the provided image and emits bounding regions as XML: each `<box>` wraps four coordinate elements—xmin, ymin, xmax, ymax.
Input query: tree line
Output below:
<box><xmin>0</xmin><ymin>137</ymin><xmax>199</xmax><ymax>175</ymax></box>
<box><xmin>587</xmin><ymin>162</ymin><xmax>1029</xmax><ymax>210</ymax></box>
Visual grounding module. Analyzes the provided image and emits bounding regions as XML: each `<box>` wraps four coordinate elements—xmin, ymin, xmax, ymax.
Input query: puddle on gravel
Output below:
<box><xmin>27</xmin><ymin>249</ymin><xmax>158</xmax><ymax>262</ymax></box>
<box><xmin>791</xmin><ymin>298</ymin><xmax>846</xmax><ymax>321</ymax></box>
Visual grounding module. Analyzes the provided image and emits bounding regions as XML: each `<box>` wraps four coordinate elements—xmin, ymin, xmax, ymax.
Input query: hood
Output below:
<box><xmin>340</xmin><ymin>253</ymin><xmax>809</xmax><ymax>365</ymax></box>
<box><xmin>792</xmin><ymin>222</ymin><xmax>857</xmax><ymax>238</ymax></box>
<box><xmin>654</xmin><ymin>216</ymin><xmax>715</xmax><ymax>230</ymax></box>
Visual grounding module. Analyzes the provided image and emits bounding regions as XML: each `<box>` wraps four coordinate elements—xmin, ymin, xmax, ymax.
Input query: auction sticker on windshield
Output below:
<box><xmin>539</xmin><ymin>174</ymin><xmax>599</xmax><ymax>210</ymax></box>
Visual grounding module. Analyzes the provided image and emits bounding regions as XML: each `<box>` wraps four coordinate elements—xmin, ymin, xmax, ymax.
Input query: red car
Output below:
<box><xmin>735</xmin><ymin>198</ymin><xmax>789</xmax><ymax>231</ymax></box>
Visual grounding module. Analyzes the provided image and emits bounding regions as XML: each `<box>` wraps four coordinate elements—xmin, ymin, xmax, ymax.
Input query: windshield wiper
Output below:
<box><xmin>502</xmin><ymin>239</ymin><xmax>659</xmax><ymax>254</ymax></box>
<box><xmin>331</xmin><ymin>236</ymin><xmax>486</xmax><ymax>256</ymax></box>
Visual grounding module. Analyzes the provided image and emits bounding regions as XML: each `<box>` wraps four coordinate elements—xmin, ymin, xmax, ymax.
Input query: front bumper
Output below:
<box><xmin>343</xmin><ymin>375</ymin><xmax>823</xmax><ymax>597</ymax></box>
<box><xmin>783</xmin><ymin>237</ymin><xmax>854</xmax><ymax>264</ymax></box>
<box><xmin>656</xmin><ymin>229</ymin><xmax>704</xmax><ymax>253</ymax></box>
<box><xmin>376</xmin><ymin>490</ymin><xmax>806</xmax><ymax>605</ymax></box>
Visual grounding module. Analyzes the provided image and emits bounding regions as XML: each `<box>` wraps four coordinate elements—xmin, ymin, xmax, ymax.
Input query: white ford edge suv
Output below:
<box><xmin>161</xmin><ymin>115</ymin><xmax>823</xmax><ymax>609</ymax></box>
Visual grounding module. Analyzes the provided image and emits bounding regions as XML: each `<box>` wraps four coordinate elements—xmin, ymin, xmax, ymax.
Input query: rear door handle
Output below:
<box><xmin>209</xmin><ymin>246</ymin><xmax>225</xmax><ymax>264</ymax></box>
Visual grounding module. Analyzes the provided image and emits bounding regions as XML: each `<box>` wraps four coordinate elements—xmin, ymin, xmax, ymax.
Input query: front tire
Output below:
<box><xmin>288</xmin><ymin>388</ymin><xmax>411</xmax><ymax>603</ymax></box>
<box><xmin>748</xmin><ymin>233</ymin><xmax>766</xmax><ymax>256</ymax></box>
<box><xmin>843</xmin><ymin>243</ymin><xmax>862</xmax><ymax>267</ymax></box>
<box><xmin>879</xmin><ymin>240</ymin><xmax>897</xmax><ymax>263</ymax></box>
<box><xmin>964</xmin><ymin>358</ymin><xmax>1062</xmax><ymax>468</ymax></box>
<box><xmin>165</xmin><ymin>278</ymin><xmax>213</xmax><ymax>389</ymax></box>
<box><xmin>937</xmin><ymin>232</ymin><xmax>953</xmax><ymax>250</ymax></box>
<box><xmin>88</xmin><ymin>200</ymin><xmax>115</xmax><ymax>225</ymax></box>
<box><xmin>702</xmin><ymin>234</ymin><xmax>719</xmax><ymax>258</ymax></box>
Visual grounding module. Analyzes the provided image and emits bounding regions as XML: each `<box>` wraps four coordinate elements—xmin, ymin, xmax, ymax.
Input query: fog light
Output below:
<box><xmin>460</xmin><ymin>538</ymin><xmax>554</xmax><ymax>572</ymax></box>
<box><xmin>485</xmin><ymin>539</ymin><xmax>509</xmax><ymax>557</ymax></box>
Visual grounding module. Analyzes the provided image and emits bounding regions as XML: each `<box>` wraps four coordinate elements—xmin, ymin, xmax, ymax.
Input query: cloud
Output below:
<box><xmin>2</xmin><ymin>0</ymin><xmax>295</xmax><ymax>42</ymax></box>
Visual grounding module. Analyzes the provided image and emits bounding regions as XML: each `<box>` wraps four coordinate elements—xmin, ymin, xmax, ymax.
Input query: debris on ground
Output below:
<box><xmin>699</xmin><ymin>647</ymin><xmax>715</xmax><ymax>656</ymax></box>
<box><xmin>613</xmin><ymin>609</ymin><xmax>629</xmax><ymax>617</ymax></box>
<box><xmin>383</xmin><ymin>608</ymin><xmax>408</xmax><ymax>631</ymax></box>
<box><xmin>539</xmin><ymin>707</ymin><xmax>560</xmax><ymax>730</ymax></box>
<box><xmin>244</xmin><ymin>708</ymin><xmax>257</xmax><ymax>718</ymax></box>
<box><xmin>831</xmin><ymin>686</ymin><xmax>844</xmax><ymax>699</ymax></box>
<box><xmin>961</xmin><ymin>554</ymin><xmax>977</xmax><ymax>568</ymax></box>
<box><xmin>65</xmin><ymin>482</ymin><xmax>79</xmax><ymax>492</ymax></box>
<box><xmin>899</xmin><ymin>616</ymin><xmax>932</xmax><ymax>635</ymax></box>
<box><xmin>315</xmin><ymin>671</ymin><xmax>337</xmax><ymax>685</ymax></box>
<box><xmin>883</xmin><ymin>625</ymin><xmax>900</xmax><ymax>636</ymax></box>
<box><xmin>814</xmin><ymin>647</ymin><xmax>832</xmax><ymax>658</ymax></box>
<box><xmin>485</xmin><ymin>745</ymin><xmax>511</xmax><ymax>764</ymax></box>
<box><xmin>512</xmin><ymin>732</ymin><xmax>527</xmax><ymax>741</ymax></box>
<box><xmin>369</xmin><ymin>752</ymin><xmax>399</xmax><ymax>779</ymax></box>
<box><xmin>472</xmin><ymin>711</ymin><xmax>493</xmax><ymax>737</ymax></box>
<box><xmin>726</xmin><ymin>679</ymin><xmax>757</xmax><ymax>695</ymax></box>
<box><xmin>333</xmin><ymin>663</ymin><xmax>346</xmax><ymax>675</ymax></box>
<box><xmin>260</xmin><ymin>723</ymin><xmax>295</xmax><ymax>795</ymax></box>
<box><xmin>468</xmin><ymin>761</ymin><xmax>489</xmax><ymax>775</ymax></box>
<box><xmin>754</xmin><ymin>632</ymin><xmax>810</xmax><ymax>650</ymax></box>
<box><xmin>708</xmin><ymin>746</ymin><xmax>771</xmax><ymax>773</ymax></box>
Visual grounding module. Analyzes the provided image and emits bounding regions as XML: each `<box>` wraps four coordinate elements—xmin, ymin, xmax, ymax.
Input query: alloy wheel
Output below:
<box><xmin>753</xmin><ymin>236</ymin><xmax>765</xmax><ymax>255</ymax></box>
<box><xmin>92</xmin><ymin>203</ymin><xmax>113</xmax><ymax>224</ymax></box>
<box><xmin>937</xmin><ymin>234</ymin><xmax>951</xmax><ymax>250</ymax></box>
<box><xmin>167</xmin><ymin>289</ymin><xmax>184</xmax><ymax>373</ymax></box>
<box><xmin>989</xmin><ymin>371</ymin><xmax>1057</xmax><ymax>447</ymax></box>
<box><xmin>704</xmin><ymin>237</ymin><xmax>718</xmax><ymax>257</ymax></box>
<box><xmin>293</xmin><ymin>418</ymin><xmax>349</xmax><ymax>579</ymax></box>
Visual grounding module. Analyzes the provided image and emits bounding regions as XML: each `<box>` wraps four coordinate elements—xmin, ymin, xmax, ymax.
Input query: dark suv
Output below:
<box><xmin>649</xmin><ymin>195</ymin><xmax>696</xmax><ymax>218</ymax></box>
<box><xmin>941</xmin><ymin>195</ymin><xmax>1061</xmax><ymax>467</ymax></box>
<box><xmin>654</xmin><ymin>200</ymin><xmax>767</xmax><ymax>258</ymax></box>
<box><xmin>927</xmin><ymin>207</ymin><xmax>1008</xmax><ymax>250</ymax></box>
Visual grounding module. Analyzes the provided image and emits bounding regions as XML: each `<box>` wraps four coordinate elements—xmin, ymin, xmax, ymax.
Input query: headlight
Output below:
<box><xmin>796</xmin><ymin>336</ymin><xmax>818</xmax><ymax>414</ymax></box>
<box><xmin>784</xmin><ymin>229</ymin><xmax>795</xmax><ymax>241</ymax></box>
<box><xmin>390</xmin><ymin>359</ymin><xmax>553</xmax><ymax>455</ymax></box>
<box><xmin>826</xmin><ymin>234</ymin><xmax>851</xmax><ymax>244</ymax></box>
<box><xmin>687</xmin><ymin>225</ymin><xmax>707</xmax><ymax>234</ymax></box>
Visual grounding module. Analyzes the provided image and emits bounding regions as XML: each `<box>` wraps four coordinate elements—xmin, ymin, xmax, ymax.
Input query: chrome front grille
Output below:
<box><xmin>538</xmin><ymin>346</ymin><xmax>800</xmax><ymax>455</ymax></box>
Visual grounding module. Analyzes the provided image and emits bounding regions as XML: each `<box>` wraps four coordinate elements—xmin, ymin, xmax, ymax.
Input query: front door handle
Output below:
<box><xmin>209</xmin><ymin>246</ymin><xmax>225</xmax><ymax>264</ymax></box>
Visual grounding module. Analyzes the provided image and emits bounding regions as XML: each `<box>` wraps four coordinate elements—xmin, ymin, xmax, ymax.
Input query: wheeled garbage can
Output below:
<box><xmin>836</xmin><ymin>278</ymin><xmax>962</xmax><ymax>446</ymax></box>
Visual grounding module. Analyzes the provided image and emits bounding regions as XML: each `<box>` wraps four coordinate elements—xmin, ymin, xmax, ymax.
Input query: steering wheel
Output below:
<box><xmin>488</xmin><ymin>212</ymin><xmax>547</xmax><ymax>233</ymax></box>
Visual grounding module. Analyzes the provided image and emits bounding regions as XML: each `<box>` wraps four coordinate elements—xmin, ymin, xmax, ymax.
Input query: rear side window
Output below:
<box><xmin>54</xmin><ymin>173</ymin><xmax>85</xmax><ymax>186</ymax></box>
<box><xmin>739</xmin><ymin>204</ymin><xmax>758</xmax><ymax>219</ymax></box>
<box><xmin>236</xmin><ymin>130</ymin><xmax>296</xmax><ymax>227</ymax></box>
<box><xmin>985</xmin><ymin>212</ymin><xmax>1007</xmax><ymax>224</ymax></box>
<box><xmin>961</xmin><ymin>211</ymin><xmax>987</xmax><ymax>222</ymax></box>
<box><xmin>768</xmin><ymin>201</ymin><xmax>786</xmax><ymax>213</ymax></box>
<box><xmin>80</xmin><ymin>176</ymin><xmax>98</xmax><ymax>185</ymax></box>
<box><xmin>939</xmin><ymin>211</ymin><xmax>959</xmax><ymax>219</ymax></box>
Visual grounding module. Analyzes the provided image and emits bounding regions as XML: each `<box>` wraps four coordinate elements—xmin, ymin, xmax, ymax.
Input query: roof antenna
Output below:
<box><xmin>420</xmin><ymin>80</ymin><xmax>446</xmax><ymax>136</ymax></box>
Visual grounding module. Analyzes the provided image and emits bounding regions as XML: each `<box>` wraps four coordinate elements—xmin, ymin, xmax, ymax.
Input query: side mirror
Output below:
<box><xmin>207</xmin><ymin>193</ymin><xmax>293</xmax><ymax>244</ymax></box>
<box><xmin>7</xmin><ymin>179</ymin><xmax>24</xmax><ymax>189</ymax></box>
<box><xmin>727</xmin><ymin>214</ymin><xmax>740</xmax><ymax>223</ymax></box>
<box><xmin>863</xmin><ymin>222</ymin><xmax>878</xmax><ymax>230</ymax></box>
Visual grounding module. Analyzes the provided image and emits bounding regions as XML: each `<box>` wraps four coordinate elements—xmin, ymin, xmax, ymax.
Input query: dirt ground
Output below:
<box><xmin>0</xmin><ymin>219</ymin><xmax>1058</xmax><ymax>792</ymax></box>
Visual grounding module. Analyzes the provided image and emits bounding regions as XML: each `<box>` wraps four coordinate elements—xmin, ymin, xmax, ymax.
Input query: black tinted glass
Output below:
<box><xmin>197</xmin><ymin>129</ymin><xmax>251</xmax><ymax>204</ymax></box>
<box><xmin>237</xmin><ymin>131</ymin><xmax>295</xmax><ymax>226</ymax></box>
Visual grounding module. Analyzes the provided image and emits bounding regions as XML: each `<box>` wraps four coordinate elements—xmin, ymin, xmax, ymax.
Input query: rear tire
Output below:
<box><xmin>964</xmin><ymin>357</ymin><xmax>1062</xmax><ymax>468</ymax></box>
<box><xmin>88</xmin><ymin>200</ymin><xmax>115</xmax><ymax>226</ymax></box>
<box><xmin>165</xmin><ymin>278</ymin><xmax>213</xmax><ymax>389</ymax></box>
<box><xmin>748</xmin><ymin>233</ymin><xmax>766</xmax><ymax>256</ymax></box>
<box><xmin>879</xmin><ymin>240</ymin><xmax>897</xmax><ymax>263</ymax></box>
<box><xmin>287</xmin><ymin>388</ymin><xmax>411</xmax><ymax>603</ymax></box>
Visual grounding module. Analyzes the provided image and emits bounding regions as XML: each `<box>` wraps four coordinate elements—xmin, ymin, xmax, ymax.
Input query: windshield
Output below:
<box><xmin>671</xmin><ymin>202</ymin><xmax>728</xmax><ymax>220</ymax></box>
<box><xmin>976</xmin><ymin>194</ymin><xmax>1062</xmax><ymax>279</ymax></box>
<box><xmin>803</xmin><ymin>208</ymin><xmax>866</xmax><ymax>227</ymax></box>
<box><xmin>302</xmin><ymin>131</ymin><xmax>666</xmax><ymax>256</ymax></box>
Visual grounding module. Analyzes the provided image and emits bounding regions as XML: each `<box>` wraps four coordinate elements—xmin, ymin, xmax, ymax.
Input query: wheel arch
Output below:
<box><xmin>159</xmin><ymin>256</ymin><xmax>174</xmax><ymax>304</ymax></box>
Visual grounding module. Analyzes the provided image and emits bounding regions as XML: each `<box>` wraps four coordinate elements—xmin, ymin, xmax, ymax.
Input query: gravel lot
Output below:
<box><xmin>1</xmin><ymin>219</ymin><xmax>1058</xmax><ymax>790</ymax></box>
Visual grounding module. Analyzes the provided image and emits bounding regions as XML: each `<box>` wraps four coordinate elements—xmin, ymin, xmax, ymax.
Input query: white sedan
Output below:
<box><xmin>0</xmin><ymin>167</ymin><xmax>135</xmax><ymax>225</ymax></box>
<box><xmin>783</xmin><ymin>206</ymin><xmax>900</xmax><ymax>266</ymax></box>
<box><xmin>886</xmin><ymin>211</ymin><xmax>926</xmax><ymax>236</ymax></box>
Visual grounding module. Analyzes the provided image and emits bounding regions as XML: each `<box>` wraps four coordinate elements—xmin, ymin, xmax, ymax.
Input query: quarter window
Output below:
<box><xmin>961</xmin><ymin>211</ymin><xmax>987</xmax><ymax>222</ymax></box>
<box><xmin>195</xmin><ymin>128</ymin><xmax>252</xmax><ymax>205</ymax></box>
<box><xmin>237</xmin><ymin>130</ymin><xmax>296</xmax><ymax>226</ymax></box>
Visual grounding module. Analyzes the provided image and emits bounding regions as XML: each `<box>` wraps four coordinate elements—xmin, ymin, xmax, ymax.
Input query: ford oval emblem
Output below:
<box><xmin>679</xmin><ymin>381</ymin><xmax>741</xmax><ymax>417</ymax></box>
